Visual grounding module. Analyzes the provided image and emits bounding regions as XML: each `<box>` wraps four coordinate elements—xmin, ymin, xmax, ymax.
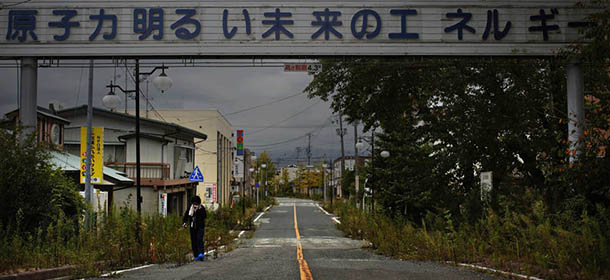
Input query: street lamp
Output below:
<box><xmin>152</xmin><ymin>68</ymin><xmax>173</xmax><ymax>93</ymax></box>
<box><xmin>105</xmin><ymin>61</ymin><xmax>172</xmax><ymax>214</ymax></box>
<box><xmin>261</xmin><ymin>163</ymin><xmax>267</xmax><ymax>199</ymax></box>
<box><xmin>102</xmin><ymin>82</ymin><xmax>122</xmax><ymax>110</ymax></box>
<box><xmin>355</xmin><ymin>141</ymin><xmax>365</xmax><ymax>150</ymax></box>
<box><xmin>371</xmin><ymin>149</ymin><xmax>390</xmax><ymax>212</ymax></box>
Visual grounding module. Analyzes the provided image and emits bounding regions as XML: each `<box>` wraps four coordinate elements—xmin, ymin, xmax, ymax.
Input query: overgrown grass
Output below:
<box><xmin>0</xmin><ymin>197</ymin><xmax>275</xmax><ymax>277</ymax></box>
<box><xmin>325</xmin><ymin>200</ymin><xmax>610</xmax><ymax>280</ymax></box>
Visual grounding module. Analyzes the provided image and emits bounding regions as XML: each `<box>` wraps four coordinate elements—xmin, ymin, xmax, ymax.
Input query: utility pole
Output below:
<box><xmin>307</xmin><ymin>133</ymin><xmax>312</xmax><ymax>166</ymax></box>
<box><xmin>354</xmin><ymin>122</ymin><xmax>359</xmax><ymax>208</ymax></box>
<box><xmin>306</xmin><ymin>133</ymin><xmax>312</xmax><ymax>197</ymax></box>
<box><xmin>145</xmin><ymin>79</ymin><xmax>149</xmax><ymax>118</ymax></box>
<box><xmin>323</xmin><ymin>159</ymin><xmax>327</xmax><ymax>203</ymax></box>
<box><xmin>135</xmin><ymin>59</ymin><xmax>142</xmax><ymax>214</ymax></box>
<box><xmin>85</xmin><ymin>59</ymin><xmax>94</xmax><ymax>229</ymax></box>
<box><xmin>124</xmin><ymin>63</ymin><xmax>128</xmax><ymax>114</ymax></box>
<box><xmin>336</xmin><ymin>114</ymin><xmax>347</xmax><ymax>198</ymax></box>
<box><xmin>330</xmin><ymin>158</ymin><xmax>334</xmax><ymax>209</ymax></box>
<box><xmin>371</xmin><ymin>129</ymin><xmax>376</xmax><ymax>212</ymax></box>
<box><xmin>242</xmin><ymin>152</ymin><xmax>246</xmax><ymax>215</ymax></box>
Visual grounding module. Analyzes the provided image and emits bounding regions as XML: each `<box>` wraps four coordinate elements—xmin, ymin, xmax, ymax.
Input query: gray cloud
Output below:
<box><xmin>0</xmin><ymin>59</ymin><xmax>369</xmax><ymax>166</ymax></box>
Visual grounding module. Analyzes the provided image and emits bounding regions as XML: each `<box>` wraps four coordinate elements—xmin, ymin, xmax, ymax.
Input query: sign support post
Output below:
<box><xmin>19</xmin><ymin>58</ymin><xmax>37</xmax><ymax>140</ymax></box>
<box><xmin>567</xmin><ymin>60</ymin><xmax>584</xmax><ymax>163</ymax></box>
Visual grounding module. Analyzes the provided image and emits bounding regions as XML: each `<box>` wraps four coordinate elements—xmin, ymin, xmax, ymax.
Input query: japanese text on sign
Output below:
<box><xmin>0</xmin><ymin>1</ymin><xmax>598</xmax><ymax>57</ymax></box>
<box><xmin>80</xmin><ymin>126</ymin><xmax>104</xmax><ymax>185</ymax></box>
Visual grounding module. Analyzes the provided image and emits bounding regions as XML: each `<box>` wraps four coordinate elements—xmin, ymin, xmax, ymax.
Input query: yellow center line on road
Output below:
<box><xmin>294</xmin><ymin>203</ymin><xmax>314</xmax><ymax>280</ymax></box>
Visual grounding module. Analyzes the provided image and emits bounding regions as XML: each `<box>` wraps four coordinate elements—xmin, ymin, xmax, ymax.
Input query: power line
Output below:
<box><xmin>248</xmin><ymin>134</ymin><xmax>310</xmax><ymax>148</ymax></box>
<box><xmin>248</xmin><ymin>116</ymin><xmax>332</xmax><ymax>148</ymax></box>
<box><xmin>233</xmin><ymin>125</ymin><xmax>327</xmax><ymax>129</ymax></box>
<box><xmin>181</xmin><ymin>91</ymin><xmax>306</xmax><ymax>124</ymax></box>
<box><xmin>248</xmin><ymin>100</ymin><xmax>322</xmax><ymax>136</ymax></box>
<box><xmin>0</xmin><ymin>0</ymin><xmax>31</xmax><ymax>9</ymax></box>
<box><xmin>126</xmin><ymin>67</ymin><xmax>168</xmax><ymax>123</ymax></box>
<box><xmin>225</xmin><ymin>92</ymin><xmax>304</xmax><ymax>116</ymax></box>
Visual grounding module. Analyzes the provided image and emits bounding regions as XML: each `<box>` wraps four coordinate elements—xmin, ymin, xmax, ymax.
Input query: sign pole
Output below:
<box><xmin>135</xmin><ymin>59</ymin><xmax>142</xmax><ymax>214</ymax></box>
<box><xmin>85</xmin><ymin>59</ymin><xmax>94</xmax><ymax>229</ymax></box>
<box><xmin>567</xmin><ymin>60</ymin><xmax>584</xmax><ymax>163</ymax></box>
<box><xmin>19</xmin><ymin>58</ymin><xmax>37</xmax><ymax>140</ymax></box>
<box><xmin>242</xmin><ymin>158</ymin><xmax>246</xmax><ymax>215</ymax></box>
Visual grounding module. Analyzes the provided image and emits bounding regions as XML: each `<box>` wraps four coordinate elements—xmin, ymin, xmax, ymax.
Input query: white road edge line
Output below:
<box><xmin>253</xmin><ymin>205</ymin><xmax>272</xmax><ymax>223</ymax></box>
<box><xmin>315</xmin><ymin>204</ymin><xmax>341</xmax><ymax>224</ymax></box>
<box><xmin>454</xmin><ymin>262</ymin><xmax>544</xmax><ymax>280</ymax></box>
<box><xmin>238</xmin><ymin>205</ymin><xmax>272</xmax><ymax>239</ymax></box>
<box><xmin>253</xmin><ymin>212</ymin><xmax>264</xmax><ymax>223</ymax></box>
<box><xmin>313</xmin><ymin>202</ymin><xmax>539</xmax><ymax>279</ymax></box>
<box><xmin>100</xmin><ymin>264</ymin><xmax>156</xmax><ymax>277</ymax></box>
<box><xmin>316</xmin><ymin>204</ymin><xmax>331</xmax><ymax>216</ymax></box>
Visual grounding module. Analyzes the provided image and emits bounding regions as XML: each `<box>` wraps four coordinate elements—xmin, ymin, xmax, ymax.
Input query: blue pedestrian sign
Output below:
<box><xmin>255</xmin><ymin>183</ymin><xmax>259</xmax><ymax>188</ymax></box>
<box><xmin>189</xmin><ymin>166</ymin><xmax>204</xmax><ymax>182</ymax></box>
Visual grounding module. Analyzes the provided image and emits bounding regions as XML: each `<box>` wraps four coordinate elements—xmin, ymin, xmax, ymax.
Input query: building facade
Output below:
<box><xmin>2</xmin><ymin>105</ymin><xmax>134</xmax><ymax>212</ymax></box>
<box><xmin>58</xmin><ymin>106</ymin><xmax>206</xmax><ymax>215</ymax></box>
<box><xmin>137</xmin><ymin>110</ymin><xmax>234</xmax><ymax>207</ymax></box>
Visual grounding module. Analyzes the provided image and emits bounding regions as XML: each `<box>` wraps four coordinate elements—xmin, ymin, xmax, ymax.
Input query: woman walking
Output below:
<box><xmin>183</xmin><ymin>196</ymin><xmax>207</xmax><ymax>261</ymax></box>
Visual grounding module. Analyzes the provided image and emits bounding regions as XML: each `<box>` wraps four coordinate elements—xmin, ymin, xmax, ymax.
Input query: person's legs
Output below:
<box><xmin>196</xmin><ymin>227</ymin><xmax>205</xmax><ymax>260</ymax></box>
<box><xmin>190</xmin><ymin>227</ymin><xmax>199</xmax><ymax>258</ymax></box>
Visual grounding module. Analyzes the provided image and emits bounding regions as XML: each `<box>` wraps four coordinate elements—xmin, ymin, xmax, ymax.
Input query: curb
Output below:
<box><xmin>0</xmin><ymin>265</ymin><xmax>76</xmax><ymax>280</ymax></box>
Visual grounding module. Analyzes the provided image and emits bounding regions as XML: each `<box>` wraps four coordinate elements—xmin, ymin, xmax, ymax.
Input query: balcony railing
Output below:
<box><xmin>105</xmin><ymin>162</ymin><xmax>170</xmax><ymax>180</ymax></box>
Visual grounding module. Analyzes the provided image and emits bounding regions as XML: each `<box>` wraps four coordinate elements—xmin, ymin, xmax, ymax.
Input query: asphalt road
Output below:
<box><xmin>97</xmin><ymin>197</ymin><xmax>500</xmax><ymax>280</ymax></box>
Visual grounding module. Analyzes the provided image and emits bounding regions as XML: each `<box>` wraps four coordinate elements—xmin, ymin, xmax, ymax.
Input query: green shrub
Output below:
<box><xmin>0</xmin><ymin>195</ymin><xmax>276</xmax><ymax>276</ymax></box>
<box><xmin>329</xmin><ymin>200</ymin><xmax>610</xmax><ymax>279</ymax></box>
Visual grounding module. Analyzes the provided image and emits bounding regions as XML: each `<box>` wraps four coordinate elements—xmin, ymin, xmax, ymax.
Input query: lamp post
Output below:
<box><xmin>323</xmin><ymin>163</ymin><xmax>328</xmax><ymax>204</ymax></box>
<box><xmin>355</xmin><ymin>141</ymin><xmax>365</xmax><ymax>209</ymax></box>
<box><xmin>261</xmin><ymin>163</ymin><xmax>267</xmax><ymax>200</ymax></box>
<box><xmin>252</xmin><ymin>156</ymin><xmax>260</xmax><ymax>208</ymax></box>
<box><xmin>248</xmin><ymin>167</ymin><xmax>255</xmax><ymax>203</ymax></box>
<box><xmin>104</xmin><ymin>61</ymin><xmax>172</xmax><ymax>214</ymax></box>
<box><xmin>377</xmin><ymin>150</ymin><xmax>390</xmax><ymax>212</ymax></box>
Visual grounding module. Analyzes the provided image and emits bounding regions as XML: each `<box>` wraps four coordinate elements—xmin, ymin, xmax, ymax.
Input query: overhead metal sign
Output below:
<box><xmin>284</xmin><ymin>64</ymin><xmax>322</xmax><ymax>73</ymax></box>
<box><xmin>0</xmin><ymin>1</ymin><xmax>597</xmax><ymax>58</ymax></box>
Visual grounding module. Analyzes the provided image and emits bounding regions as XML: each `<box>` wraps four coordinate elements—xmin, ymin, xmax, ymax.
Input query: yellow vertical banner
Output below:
<box><xmin>80</xmin><ymin>127</ymin><xmax>104</xmax><ymax>184</ymax></box>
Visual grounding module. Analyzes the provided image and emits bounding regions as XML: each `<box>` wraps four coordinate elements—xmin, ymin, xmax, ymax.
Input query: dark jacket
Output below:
<box><xmin>183</xmin><ymin>205</ymin><xmax>207</xmax><ymax>229</ymax></box>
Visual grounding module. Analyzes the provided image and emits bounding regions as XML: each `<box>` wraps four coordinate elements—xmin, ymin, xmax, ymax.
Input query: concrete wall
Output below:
<box><xmin>113</xmin><ymin>185</ymin><xmax>188</xmax><ymax>215</ymax></box>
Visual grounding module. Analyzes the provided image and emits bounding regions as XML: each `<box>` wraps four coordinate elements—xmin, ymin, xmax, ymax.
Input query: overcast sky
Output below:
<box><xmin>0</xmin><ymin>59</ymin><xmax>369</xmax><ymax>166</ymax></box>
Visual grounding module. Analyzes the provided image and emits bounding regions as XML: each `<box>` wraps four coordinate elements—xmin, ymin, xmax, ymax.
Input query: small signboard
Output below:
<box><xmin>284</xmin><ymin>64</ymin><xmax>322</xmax><ymax>73</ymax></box>
<box><xmin>236</xmin><ymin>130</ymin><xmax>244</xmax><ymax>156</ymax></box>
<box><xmin>80</xmin><ymin>126</ymin><xmax>103</xmax><ymax>184</ymax></box>
<box><xmin>235</xmin><ymin>130</ymin><xmax>244</xmax><ymax>179</ymax></box>
<box><xmin>189</xmin><ymin>166</ymin><xmax>204</xmax><ymax>182</ymax></box>
<box><xmin>205</xmin><ymin>183</ymin><xmax>217</xmax><ymax>203</ymax></box>
<box><xmin>159</xmin><ymin>193</ymin><xmax>168</xmax><ymax>216</ymax></box>
<box><xmin>480</xmin><ymin>171</ymin><xmax>493</xmax><ymax>202</ymax></box>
